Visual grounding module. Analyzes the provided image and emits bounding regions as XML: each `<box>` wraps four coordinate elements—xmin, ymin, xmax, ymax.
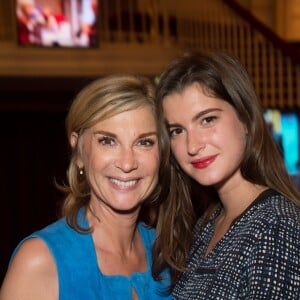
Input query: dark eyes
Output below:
<box><xmin>168</xmin><ymin>115</ymin><xmax>218</xmax><ymax>137</ymax></box>
<box><xmin>169</xmin><ymin>127</ymin><xmax>183</xmax><ymax>137</ymax></box>
<box><xmin>202</xmin><ymin>116</ymin><xmax>217</xmax><ymax>125</ymax></box>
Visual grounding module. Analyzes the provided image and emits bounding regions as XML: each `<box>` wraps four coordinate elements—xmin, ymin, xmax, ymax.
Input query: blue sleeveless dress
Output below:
<box><xmin>12</xmin><ymin>210</ymin><xmax>171</xmax><ymax>300</ymax></box>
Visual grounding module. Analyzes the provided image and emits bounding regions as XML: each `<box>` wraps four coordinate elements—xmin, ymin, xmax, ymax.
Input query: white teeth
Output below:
<box><xmin>110</xmin><ymin>178</ymin><xmax>137</xmax><ymax>188</ymax></box>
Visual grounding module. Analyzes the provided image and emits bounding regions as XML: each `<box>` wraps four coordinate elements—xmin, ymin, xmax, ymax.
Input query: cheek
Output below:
<box><xmin>85</xmin><ymin>149</ymin><xmax>110</xmax><ymax>173</ymax></box>
<box><xmin>225</xmin><ymin>125</ymin><xmax>247</xmax><ymax>158</ymax></box>
<box><xmin>139</xmin><ymin>150</ymin><xmax>160</xmax><ymax>172</ymax></box>
<box><xmin>170</xmin><ymin>140</ymin><xmax>185</xmax><ymax>162</ymax></box>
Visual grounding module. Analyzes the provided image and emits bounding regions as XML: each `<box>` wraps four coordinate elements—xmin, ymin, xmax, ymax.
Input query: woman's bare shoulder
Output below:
<box><xmin>0</xmin><ymin>237</ymin><xmax>58</xmax><ymax>300</ymax></box>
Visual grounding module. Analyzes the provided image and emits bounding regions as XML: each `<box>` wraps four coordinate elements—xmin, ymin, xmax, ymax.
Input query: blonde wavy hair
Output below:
<box><xmin>58</xmin><ymin>74</ymin><xmax>171</xmax><ymax>233</ymax></box>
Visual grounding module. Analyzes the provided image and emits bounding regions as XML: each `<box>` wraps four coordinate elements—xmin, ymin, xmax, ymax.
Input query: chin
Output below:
<box><xmin>111</xmin><ymin>202</ymin><xmax>142</xmax><ymax>214</ymax></box>
<box><xmin>193</xmin><ymin>175</ymin><xmax>219</xmax><ymax>187</ymax></box>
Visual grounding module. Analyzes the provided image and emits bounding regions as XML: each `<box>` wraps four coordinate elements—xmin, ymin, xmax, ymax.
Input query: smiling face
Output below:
<box><xmin>72</xmin><ymin>105</ymin><xmax>159</xmax><ymax>213</ymax></box>
<box><xmin>163</xmin><ymin>83</ymin><xmax>247</xmax><ymax>193</ymax></box>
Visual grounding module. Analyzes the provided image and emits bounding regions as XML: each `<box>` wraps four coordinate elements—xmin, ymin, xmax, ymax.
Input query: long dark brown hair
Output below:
<box><xmin>153</xmin><ymin>50</ymin><xmax>300</xmax><ymax>286</ymax></box>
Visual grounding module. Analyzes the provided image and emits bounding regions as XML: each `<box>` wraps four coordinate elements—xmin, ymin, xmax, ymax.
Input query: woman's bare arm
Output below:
<box><xmin>0</xmin><ymin>238</ymin><xmax>58</xmax><ymax>300</ymax></box>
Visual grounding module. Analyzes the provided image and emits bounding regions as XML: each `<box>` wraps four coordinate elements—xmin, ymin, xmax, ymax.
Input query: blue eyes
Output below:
<box><xmin>139</xmin><ymin>139</ymin><xmax>155</xmax><ymax>146</ymax></box>
<box><xmin>97</xmin><ymin>136</ymin><xmax>155</xmax><ymax>147</ymax></box>
<box><xmin>98</xmin><ymin>136</ymin><xmax>115</xmax><ymax>145</ymax></box>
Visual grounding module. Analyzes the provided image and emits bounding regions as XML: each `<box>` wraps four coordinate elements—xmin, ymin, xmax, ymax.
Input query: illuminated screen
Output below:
<box><xmin>16</xmin><ymin>0</ymin><xmax>99</xmax><ymax>48</ymax></box>
<box><xmin>264</xmin><ymin>109</ymin><xmax>300</xmax><ymax>180</ymax></box>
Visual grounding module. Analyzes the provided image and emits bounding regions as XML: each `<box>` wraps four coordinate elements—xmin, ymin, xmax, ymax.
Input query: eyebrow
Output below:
<box><xmin>192</xmin><ymin>108</ymin><xmax>222</xmax><ymax>122</ymax></box>
<box><xmin>93</xmin><ymin>130</ymin><xmax>117</xmax><ymax>138</ymax></box>
<box><xmin>167</xmin><ymin>108</ymin><xmax>222</xmax><ymax>128</ymax></box>
<box><xmin>93</xmin><ymin>130</ymin><xmax>158</xmax><ymax>138</ymax></box>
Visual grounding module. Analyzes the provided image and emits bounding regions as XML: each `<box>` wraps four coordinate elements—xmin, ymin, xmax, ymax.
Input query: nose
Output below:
<box><xmin>115</xmin><ymin>147</ymin><xmax>138</xmax><ymax>172</ymax></box>
<box><xmin>186</xmin><ymin>130</ymin><xmax>205</xmax><ymax>156</ymax></box>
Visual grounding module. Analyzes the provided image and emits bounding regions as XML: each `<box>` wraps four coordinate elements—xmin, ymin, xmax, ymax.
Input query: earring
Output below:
<box><xmin>79</xmin><ymin>168</ymin><xmax>84</xmax><ymax>176</ymax></box>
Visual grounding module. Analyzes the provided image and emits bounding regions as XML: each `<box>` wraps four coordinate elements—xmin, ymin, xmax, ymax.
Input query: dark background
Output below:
<box><xmin>0</xmin><ymin>76</ymin><xmax>95</xmax><ymax>285</ymax></box>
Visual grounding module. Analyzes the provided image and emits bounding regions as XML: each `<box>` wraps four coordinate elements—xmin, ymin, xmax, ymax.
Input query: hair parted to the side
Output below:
<box><xmin>154</xmin><ymin>49</ymin><xmax>300</xmax><ymax>287</ymax></box>
<box><xmin>57</xmin><ymin>74</ymin><xmax>171</xmax><ymax>235</ymax></box>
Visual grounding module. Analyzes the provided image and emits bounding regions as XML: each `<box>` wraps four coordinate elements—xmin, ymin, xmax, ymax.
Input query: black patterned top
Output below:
<box><xmin>173</xmin><ymin>189</ymin><xmax>300</xmax><ymax>299</ymax></box>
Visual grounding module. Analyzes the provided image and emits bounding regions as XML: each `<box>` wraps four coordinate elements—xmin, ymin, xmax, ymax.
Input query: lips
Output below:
<box><xmin>191</xmin><ymin>155</ymin><xmax>217</xmax><ymax>169</ymax></box>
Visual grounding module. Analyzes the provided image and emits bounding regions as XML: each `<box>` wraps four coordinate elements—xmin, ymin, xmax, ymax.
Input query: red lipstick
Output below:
<box><xmin>191</xmin><ymin>155</ymin><xmax>217</xmax><ymax>169</ymax></box>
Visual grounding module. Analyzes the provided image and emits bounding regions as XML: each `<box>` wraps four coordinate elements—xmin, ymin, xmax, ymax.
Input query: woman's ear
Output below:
<box><xmin>70</xmin><ymin>132</ymin><xmax>84</xmax><ymax>169</ymax></box>
<box><xmin>70</xmin><ymin>132</ymin><xmax>79</xmax><ymax>149</ymax></box>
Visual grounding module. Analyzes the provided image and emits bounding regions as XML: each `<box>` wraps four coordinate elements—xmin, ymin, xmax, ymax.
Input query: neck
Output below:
<box><xmin>87</xmin><ymin>203</ymin><xmax>140</xmax><ymax>255</ymax></box>
<box><xmin>217</xmin><ymin>180</ymin><xmax>267</xmax><ymax>220</ymax></box>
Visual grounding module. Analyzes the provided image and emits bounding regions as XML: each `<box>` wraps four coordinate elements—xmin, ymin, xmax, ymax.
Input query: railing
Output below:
<box><xmin>1</xmin><ymin>0</ymin><xmax>300</xmax><ymax>108</ymax></box>
<box><xmin>97</xmin><ymin>0</ymin><xmax>177</xmax><ymax>45</ymax></box>
<box><xmin>172</xmin><ymin>0</ymin><xmax>300</xmax><ymax>109</ymax></box>
<box><xmin>96</xmin><ymin>0</ymin><xmax>300</xmax><ymax>109</ymax></box>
